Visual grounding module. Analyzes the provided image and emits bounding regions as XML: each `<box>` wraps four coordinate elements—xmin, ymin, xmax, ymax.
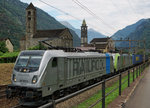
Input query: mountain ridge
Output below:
<box><xmin>111</xmin><ymin>19</ymin><xmax>147</xmax><ymax>40</ymax></box>
<box><xmin>112</xmin><ymin>18</ymin><xmax>150</xmax><ymax>51</ymax></box>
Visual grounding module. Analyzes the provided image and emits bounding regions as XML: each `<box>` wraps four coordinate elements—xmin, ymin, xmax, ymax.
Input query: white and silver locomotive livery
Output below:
<box><xmin>7</xmin><ymin>50</ymin><xmax>114</xmax><ymax>106</ymax></box>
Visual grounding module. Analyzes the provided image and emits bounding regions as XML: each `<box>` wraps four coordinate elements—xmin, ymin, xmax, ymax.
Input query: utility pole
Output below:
<box><xmin>114</xmin><ymin>39</ymin><xmax>145</xmax><ymax>54</ymax></box>
<box><xmin>144</xmin><ymin>38</ymin><xmax>146</xmax><ymax>63</ymax></box>
<box><xmin>129</xmin><ymin>38</ymin><xmax>131</xmax><ymax>54</ymax></box>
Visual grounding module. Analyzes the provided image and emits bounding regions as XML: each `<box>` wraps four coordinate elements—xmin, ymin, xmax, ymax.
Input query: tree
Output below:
<box><xmin>28</xmin><ymin>44</ymin><xmax>47</xmax><ymax>50</ymax></box>
<box><xmin>136</xmin><ymin>49</ymin><xmax>144</xmax><ymax>55</ymax></box>
<box><xmin>0</xmin><ymin>41</ymin><xmax>8</xmax><ymax>53</ymax></box>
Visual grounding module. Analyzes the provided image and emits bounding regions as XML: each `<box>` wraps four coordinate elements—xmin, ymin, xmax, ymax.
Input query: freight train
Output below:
<box><xmin>6</xmin><ymin>50</ymin><xmax>147</xmax><ymax>106</ymax></box>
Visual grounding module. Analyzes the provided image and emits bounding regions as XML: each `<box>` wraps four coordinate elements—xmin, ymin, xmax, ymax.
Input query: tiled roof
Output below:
<box><xmin>90</xmin><ymin>38</ymin><xmax>110</xmax><ymax>43</ymax></box>
<box><xmin>84</xmin><ymin>44</ymin><xmax>94</xmax><ymax>47</ymax></box>
<box><xmin>0</xmin><ymin>38</ymin><xmax>7</xmax><ymax>41</ymax></box>
<box><xmin>0</xmin><ymin>38</ymin><xmax>13</xmax><ymax>45</ymax></box>
<box><xmin>95</xmin><ymin>44</ymin><xmax>108</xmax><ymax>49</ymax></box>
<box><xmin>33</xmin><ymin>28</ymin><xmax>68</xmax><ymax>38</ymax></box>
<box><xmin>26</xmin><ymin>3</ymin><xmax>36</xmax><ymax>10</ymax></box>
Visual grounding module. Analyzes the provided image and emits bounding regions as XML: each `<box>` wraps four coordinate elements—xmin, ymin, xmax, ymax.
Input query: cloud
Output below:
<box><xmin>20</xmin><ymin>0</ymin><xmax>150</xmax><ymax>36</ymax></box>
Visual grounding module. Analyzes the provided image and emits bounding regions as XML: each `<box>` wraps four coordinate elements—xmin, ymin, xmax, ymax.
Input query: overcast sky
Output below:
<box><xmin>20</xmin><ymin>0</ymin><xmax>150</xmax><ymax>36</ymax></box>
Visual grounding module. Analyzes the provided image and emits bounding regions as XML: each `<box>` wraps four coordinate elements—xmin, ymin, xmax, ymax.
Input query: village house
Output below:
<box><xmin>20</xmin><ymin>3</ymin><xmax>73</xmax><ymax>50</ymax></box>
<box><xmin>78</xmin><ymin>19</ymin><xmax>115</xmax><ymax>52</ymax></box>
<box><xmin>90</xmin><ymin>37</ymin><xmax>115</xmax><ymax>52</ymax></box>
<box><xmin>0</xmin><ymin>38</ymin><xmax>14</xmax><ymax>52</ymax></box>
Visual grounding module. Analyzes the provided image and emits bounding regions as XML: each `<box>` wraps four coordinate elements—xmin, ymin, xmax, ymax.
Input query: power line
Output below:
<box><xmin>72</xmin><ymin>0</ymin><xmax>126</xmax><ymax>37</ymax></box>
<box><xmin>109</xmin><ymin>0</ymin><xmax>129</xmax><ymax>20</ymax></box>
<box><xmin>126</xmin><ymin>0</ymin><xmax>140</xmax><ymax>19</ymax></box>
<box><xmin>72</xmin><ymin>0</ymin><xmax>116</xmax><ymax>31</ymax></box>
<box><xmin>39</xmin><ymin>0</ymin><xmax>81</xmax><ymax>21</ymax></box>
<box><xmin>38</xmin><ymin>0</ymin><xmax>112</xmax><ymax>36</ymax></box>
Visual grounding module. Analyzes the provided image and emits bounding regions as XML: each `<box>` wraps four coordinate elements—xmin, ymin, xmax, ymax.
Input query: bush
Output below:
<box><xmin>0</xmin><ymin>52</ymin><xmax>3</xmax><ymax>56</ymax></box>
<box><xmin>0</xmin><ymin>52</ymin><xmax>19</xmax><ymax>63</ymax></box>
<box><xmin>28</xmin><ymin>44</ymin><xmax>47</xmax><ymax>50</ymax></box>
<box><xmin>0</xmin><ymin>41</ymin><xmax>8</xmax><ymax>53</ymax></box>
<box><xmin>0</xmin><ymin>52</ymin><xmax>19</xmax><ymax>58</ymax></box>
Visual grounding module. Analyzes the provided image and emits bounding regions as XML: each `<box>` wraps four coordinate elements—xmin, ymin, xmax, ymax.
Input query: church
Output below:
<box><xmin>20</xmin><ymin>3</ymin><xmax>73</xmax><ymax>50</ymax></box>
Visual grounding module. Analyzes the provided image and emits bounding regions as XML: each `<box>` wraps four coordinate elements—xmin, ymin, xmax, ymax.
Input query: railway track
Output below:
<box><xmin>0</xmin><ymin>85</ymin><xmax>19</xmax><ymax>108</ymax></box>
<box><xmin>11</xmin><ymin>104</ymin><xmax>26</xmax><ymax>108</ymax></box>
<box><xmin>0</xmin><ymin>85</ymin><xmax>7</xmax><ymax>99</ymax></box>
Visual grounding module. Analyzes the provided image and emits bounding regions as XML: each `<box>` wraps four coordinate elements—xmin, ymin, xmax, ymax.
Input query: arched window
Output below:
<box><xmin>28</xmin><ymin>11</ymin><xmax>31</xmax><ymax>15</ymax></box>
<box><xmin>28</xmin><ymin>17</ymin><xmax>31</xmax><ymax>21</ymax></box>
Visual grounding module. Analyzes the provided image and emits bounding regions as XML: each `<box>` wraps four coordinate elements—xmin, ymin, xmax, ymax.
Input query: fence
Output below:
<box><xmin>89</xmin><ymin>62</ymin><xmax>148</xmax><ymax>108</ymax></box>
<box><xmin>39</xmin><ymin>61</ymin><xmax>149</xmax><ymax>108</ymax></box>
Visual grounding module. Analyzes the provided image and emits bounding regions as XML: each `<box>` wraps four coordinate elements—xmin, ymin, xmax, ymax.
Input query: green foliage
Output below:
<box><xmin>76</xmin><ymin>70</ymin><xmax>139</xmax><ymax>108</ymax></box>
<box><xmin>28</xmin><ymin>44</ymin><xmax>47</xmax><ymax>50</ymax></box>
<box><xmin>0</xmin><ymin>51</ymin><xmax>19</xmax><ymax>63</ymax></box>
<box><xmin>0</xmin><ymin>52</ymin><xmax>19</xmax><ymax>58</ymax></box>
<box><xmin>0</xmin><ymin>52</ymin><xmax>3</xmax><ymax>56</ymax></box>
<box><xmin>113</xmin><ymin>19</ymin><xmax>150</xmax><ymax>52</ymax></box>
<box><xmin>0</xmin><ymin>41</ymin><xmax>8</xmax><ymax>53</ymax></box>
<box><xmin>136</xmin><ymin>49</ymin><xmax>144</xmax><ymax>55</ymax></box>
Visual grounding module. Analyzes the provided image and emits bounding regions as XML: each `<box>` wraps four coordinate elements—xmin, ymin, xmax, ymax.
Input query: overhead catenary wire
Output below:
<box><xmin>38</xmin><ymin>0</ymin><xmax>112</xmax><ymax>36</ymax></box>
<box><xmin>72</xmin><ymin>0</ymin><xmax>116</xmax><ymax>31</ymax></box>
<box><xmin>126</xmin><ymin>0</ymin><xmax>140</xmax><ymax>19</ymax></box>
<box><xmin>72</xmin><ymin>0</ymin><xmax>126</xmax><ymax>37</ymax></box>
<box><xmin>39</xmin><ymin>0</ymin><xmax>81</xmax><ymax>21</ymax></box>
<box><xmin>109</xmin><ymin>0</ymin><xmax>130</xmax><ymax>21</ymax></box>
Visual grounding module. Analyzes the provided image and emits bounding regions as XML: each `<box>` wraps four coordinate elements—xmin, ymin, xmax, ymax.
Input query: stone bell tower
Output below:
<box><xmin>25</xmin><ymin>3</ymin><xmax>36</xmax><ymax>49</ymax></box>
<box><xmin>81</xmin><ymin>19</ymin><xmax>88</xmax><ymax>47</ymax></box>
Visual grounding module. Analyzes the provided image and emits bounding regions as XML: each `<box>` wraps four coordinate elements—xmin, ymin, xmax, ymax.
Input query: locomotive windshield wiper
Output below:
<box><xmin>26</xmin><ymin>56</ymin><xmax>31</xmax><ymax>67</ymax></box>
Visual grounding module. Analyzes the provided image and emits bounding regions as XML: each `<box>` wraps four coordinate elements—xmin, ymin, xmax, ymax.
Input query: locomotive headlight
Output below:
<box><xmin>32</xmin><ymin>75</ymin><xmax>38</xmax><ymax>84</ymax></box>
<box><xmin>13</xmin><ymin>74</ymin><xmax>16</xmax><ymax>82</ymax></box>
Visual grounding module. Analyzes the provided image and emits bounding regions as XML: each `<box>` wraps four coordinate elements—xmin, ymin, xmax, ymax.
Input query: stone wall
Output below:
<box><xmin>5</xmin><ymin>39</ymin><xmax>13</xmax><ymax>52</ymax></box>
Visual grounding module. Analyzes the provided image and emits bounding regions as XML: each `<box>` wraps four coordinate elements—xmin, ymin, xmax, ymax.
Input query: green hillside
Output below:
<box><xmin>0</xmin><ymin>0</ymin><xmax>80</xmax><ymax>50</ymax></box>
<box><xmin>127</xmin><ymin>19</ymin><xmax>150</xmax><ymax>49</ymax></box>
<box><xmin>112</xmin><ymin>18</ymin><xmax>150</xmax><ymax>53</ymax></box>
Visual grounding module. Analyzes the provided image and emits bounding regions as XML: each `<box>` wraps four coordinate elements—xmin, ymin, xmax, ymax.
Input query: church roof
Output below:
<box><xmin>26</xmin><ymin>3</ymin><xmax>36</xmax><ymax>10</ymax></box>
<box><xmin>0</xmin><ymin>37</ymin><xmax>13</xmax><ymax>45</ymax></box>
<box><xmin>90</xmin><ymin>37</ymin><xmax>110</xmax><ymax>43</ymax></box>
<box><xmin>0</xmin><ymin>37</ymin><xmax>8</xmax><ymax>41</ymax></box>
<box><xmin>33</xmin><ymin>28</ymin><xmax>70</xmax><ymax>38</ymax></box>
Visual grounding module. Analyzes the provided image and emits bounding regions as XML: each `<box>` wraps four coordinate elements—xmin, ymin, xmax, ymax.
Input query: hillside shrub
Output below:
<box><xmin>28</xmin><ymin>44</ymin><xmax>47</xmax><ymax>50</ymax></box>
<box><xmin>0</xmin><ymin>41</ymin><xmax>8</xmax><ymax>53</ymax></box>
<box><xmin>0</xmin><ymin>51</ymin><xmax>3</xmax><ymax>56</ymax></box>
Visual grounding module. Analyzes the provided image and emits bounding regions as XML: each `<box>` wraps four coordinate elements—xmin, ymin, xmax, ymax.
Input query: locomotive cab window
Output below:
<box><xmin>52</xmin><ymin>58</ymin><xmax>57</xmax><ymax>67</ymax></box>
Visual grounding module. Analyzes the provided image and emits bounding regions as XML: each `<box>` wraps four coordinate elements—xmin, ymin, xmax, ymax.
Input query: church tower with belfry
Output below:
<box><xmin>25</xmin><ymin>3</ymin><xmax>36</xmax><ymax>49</ymax></box>
<box><xmin>20</xmin><ymin>3</ymin><xmax>73</xmax><ymax>50</ymax></box>
<box><xmin>81</xmin><ymin>19</ymin><xmax>88</xmax><ymax>47</ymax></box>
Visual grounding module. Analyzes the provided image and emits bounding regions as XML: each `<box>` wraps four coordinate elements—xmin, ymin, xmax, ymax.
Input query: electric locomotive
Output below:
<box><xmin>7</xmin><ymin>50</ymin><xmax>114</xmax><ymax>106</ymax></box>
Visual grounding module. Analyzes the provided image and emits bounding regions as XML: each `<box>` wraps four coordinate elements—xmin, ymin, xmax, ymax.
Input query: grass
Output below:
<box><xmin>0</xmin><ymin>52</ymin><xmax>19</xmax><ymax>58</ymax></box>
<box><xmin>74</xmin><ymin>69</ymin><xmax>143</xmax><ymax>108</ymax></box>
